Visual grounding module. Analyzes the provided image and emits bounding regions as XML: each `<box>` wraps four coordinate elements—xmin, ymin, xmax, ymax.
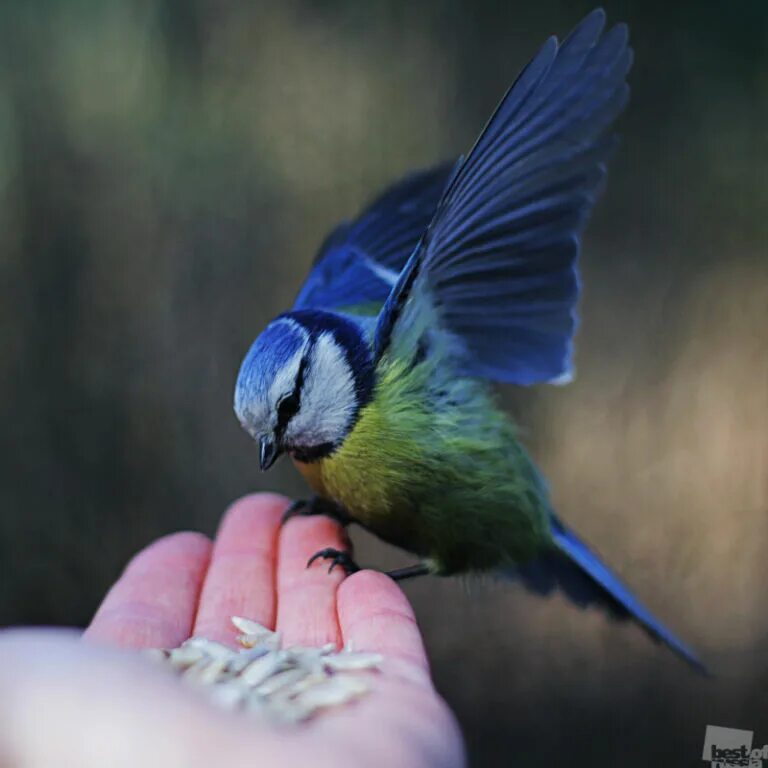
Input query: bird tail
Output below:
<box><xmin>511</xmin><ymin>517</ymin><xmax>707</xmax><ymax>674</ymax></box>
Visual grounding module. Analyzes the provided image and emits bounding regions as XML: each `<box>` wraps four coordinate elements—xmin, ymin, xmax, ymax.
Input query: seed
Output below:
<box><xmin>320</xmin><ymin>643</ymin><xmax>337</xmax><ymax>654</ymax></box>
<box><xmin>240</xmin><ymin>651</ymin><xmax>287</xmax><ymax>687</ymax></box>
<box><xmin>183</xmin><ymin>637</ymin><xmax>234</xmax><ymax>660</ymax></box>
<box><xmin>209</xmin><ymin>681</ymin><xmax>249</xmax><ymax>711</ymax></box>
<box><xmin>294</xmin><ymin>676</ymin><xmax>370</xmax><ymax>714</ymax></box>
<box><xmin>323</xmin><ymin>652</ymin><xmax>383</xmax><ymax>671</ymax></box>
<box><xmin>272</xmin><ymin>671</ymin><xmax>329</xmax><ymax>702</ymax></box>
<box><xmin>227</xmin><ymin>647</ymin><xmax>270</xmax><ymax>673</ymax></box>
<box><xmin>238</xmin><ymin>631</ymin><xmax>281</xmax><ymax>651</ymax></box>
<box><xmin>255</xmin><ymin>667</ymin><xmax>309</xmax><ymax>696</ymax></box>
<box><xmin>168</xmin><ymin>645</ymin><xmax>205</xmax><ymax>669</ymax></box>
<box><xmin>145</xmin><ymin>615</ymin><xmax>380</xmax><ymax>724</ymax></box>
<box><xmin>284</xmin><ymin>646</ymin><xmax>330</xmax><ymax>673</ymax></box>
<box><xmin>231</xmin><ymin>616</ymin><xmax>273</xmax><ymax>637</ymax></box>
<box><xmin>195</xmin><ymin>656</ymin><xmax>230</xmax><ymax>685</ymax></box>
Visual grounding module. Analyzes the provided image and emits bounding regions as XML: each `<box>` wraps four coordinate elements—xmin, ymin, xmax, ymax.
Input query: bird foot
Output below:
<box><xmin>305</xmin><ymin>551</ymin><xmax>431</xmax><ymax>582</ymax></box>
<box><xmin>282</xmin><ymin>497</ymin><xmax>351</xmax><ymax>527</ymax></box>
<box><xmin>306</xmin><ymin>548</ymin><xmax>361</xmax><ymax>576</ymax></box>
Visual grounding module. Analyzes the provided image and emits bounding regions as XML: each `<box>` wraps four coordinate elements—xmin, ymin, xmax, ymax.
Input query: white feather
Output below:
<box><xmin>363</xmin><ymin>257</ymin><xmax>399</xmax><ymax>286</ymax></box>
<box><xmin>285</xmin><ymin>332</ymin><xmax>357</xmax><ymax>447</ymax></box>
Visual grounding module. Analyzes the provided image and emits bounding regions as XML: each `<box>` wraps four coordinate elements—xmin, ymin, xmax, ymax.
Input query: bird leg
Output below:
<box><xmin>281</xmin><ymin>497</ymin><xmax>352</xmax><ymax>527</ymax></box>
<box><xmin>306</xmin><ymin>548</ymin><xmax>431</xmax><ymax>582</ymax></box>
<box><xmin>384</xmin><ymin>564</ymin><xmax>431</xmax><ymax>582</ymax></box>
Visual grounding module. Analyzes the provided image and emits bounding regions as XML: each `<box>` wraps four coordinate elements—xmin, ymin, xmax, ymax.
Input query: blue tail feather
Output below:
<box><xmin>515</xmin><ymin>517</ymin><xmax>707</xmax><ymax>673</ymax></box>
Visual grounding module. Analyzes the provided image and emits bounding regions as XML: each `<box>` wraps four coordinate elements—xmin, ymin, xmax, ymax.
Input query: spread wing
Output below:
<box><xmin>374</xmin><ymin>9</ymin><xmax>632</xmax><ymax>384</ymax></box>
<box><xmin>293</xmin><ymin>164</ymin><xmax>455</xmax><ymax>314</ymax></box>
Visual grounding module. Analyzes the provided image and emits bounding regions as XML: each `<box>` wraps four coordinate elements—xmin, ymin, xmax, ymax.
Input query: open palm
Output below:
<box><xmin>0</xmin><ymin>494</ymin><xmax>463</xmax><ymax>768</ymax></box>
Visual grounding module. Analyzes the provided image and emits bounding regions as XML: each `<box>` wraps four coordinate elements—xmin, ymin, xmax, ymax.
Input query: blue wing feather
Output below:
<box><xmin>293</xmin><ymin>164</ymin><xmax>454</xmax><ymax>312</ymax></box>
<box><xmin>375</xmin><ymin>9</ymin><xmax>632</xmax><ymax>385</ymax></box>
<box><xmin>541</xmin><ymin>518</ymin><xmax>707</xmax><ymax>672</ymax></box>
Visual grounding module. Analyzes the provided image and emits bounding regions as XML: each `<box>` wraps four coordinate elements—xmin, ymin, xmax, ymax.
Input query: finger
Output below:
<box><xmin>337</xmin><ymin>570</ymin><xmax>431</xmax><ymax>684</ymax></box>
<box><xmin>275</xmin><ymin>515</ymin><xmax>347</xmax><ymax>647</ymax></box>
<box><xmin>193</xmin><ymin>493</ymin><xmax>286</xmax><ymax>645</ymax></box>
<box><xmin>314</xmin><ymin>573</ymin><xmax>459</xmax><ymax>764</ymax></box>
<box><xmin>84</xmin><ymin>532</ymin><xmax>211</xmax><ymax>649</ymax></box>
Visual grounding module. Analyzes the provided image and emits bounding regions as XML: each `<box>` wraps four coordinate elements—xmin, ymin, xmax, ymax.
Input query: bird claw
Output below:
<box><xmin>281</xmin><ymin>499</ymin><xmax>310</xmax><ymax>525</ymax></box>
<box><xmin>306</xmin><ymin>548</ymin><xmax>360</xmax><ymax>576</ymax></box>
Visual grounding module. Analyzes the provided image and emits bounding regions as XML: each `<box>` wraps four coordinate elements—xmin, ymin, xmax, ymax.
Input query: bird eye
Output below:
<box><xmin>277</xmin><ymin>392</ymin><xmax>300</xmax><ymax>423</ymax></box>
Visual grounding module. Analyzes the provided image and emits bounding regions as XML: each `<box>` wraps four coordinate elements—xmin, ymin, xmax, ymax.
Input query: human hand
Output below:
<box><xmin>0</xmin><ymin>494</ymin><xmax>464</xmax><ymax>768</ymax></box>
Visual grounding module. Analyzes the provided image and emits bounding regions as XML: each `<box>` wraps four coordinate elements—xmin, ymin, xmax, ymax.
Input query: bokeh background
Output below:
<box><xmin>1</xmin><ymin>1</ymin><xmax>767</xmax><ymax>765</ymax></box>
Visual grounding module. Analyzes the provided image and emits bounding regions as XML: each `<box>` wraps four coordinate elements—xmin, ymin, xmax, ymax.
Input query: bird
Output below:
<box><xmin>233</xmin><ymin>8</ymin><xmax>705</xmax><ymax>672</ymax></box>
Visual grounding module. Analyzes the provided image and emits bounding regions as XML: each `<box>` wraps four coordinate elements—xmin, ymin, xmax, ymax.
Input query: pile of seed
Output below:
<box><xmin>144</xmin><ymin>616</ymin><xmax>382</xmax><ymax>724</ymax></box>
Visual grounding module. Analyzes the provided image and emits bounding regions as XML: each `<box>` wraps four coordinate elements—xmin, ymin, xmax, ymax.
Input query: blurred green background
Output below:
<box><xmin>1</xmin><ymin>0</ymin><xmax>767</xmax><ymax>765</ymax></box>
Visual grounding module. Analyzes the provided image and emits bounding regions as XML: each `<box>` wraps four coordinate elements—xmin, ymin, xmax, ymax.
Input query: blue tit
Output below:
<box><xmin>234</xmin><ymin>9</ymin><xmax>705</xmax><ymax>672</ymax></box>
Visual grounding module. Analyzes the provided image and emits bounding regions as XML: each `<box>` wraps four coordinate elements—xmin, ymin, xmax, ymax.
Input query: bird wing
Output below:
<box><xmin>374</xmin><ymin>9</ymin><xmax>632</xmax><ymax>384</ymax></box>
<box><xmin>292</xmin><ymin>164</ymin><xmax>455</xmax><ymax>315</ymax></box>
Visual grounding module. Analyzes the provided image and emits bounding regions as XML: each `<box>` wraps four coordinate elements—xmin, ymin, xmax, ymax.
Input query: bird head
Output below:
<box><xmin>234</xmin><ymin>310</ymin><xmax>375</xmax><ymax>469</ymax></box>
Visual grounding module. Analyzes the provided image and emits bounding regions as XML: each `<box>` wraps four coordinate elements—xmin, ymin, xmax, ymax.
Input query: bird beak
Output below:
<box><xmin>259</xmin><ymin>435</ymin><xmax>281</xmax><ymax>471</ymax></box>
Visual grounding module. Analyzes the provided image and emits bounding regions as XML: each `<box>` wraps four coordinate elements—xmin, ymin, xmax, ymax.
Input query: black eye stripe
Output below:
<box><xmin>295</xmin><ymin>352</ymin><xmax>309</xmax><ymax>392</ymax></box>
<box><xmin>277</xmin><ymin>392</ymin><xmax>299</xmax><ymax>421</ymax></box>
<box><xmin>276</xmin><ymin>353</ymin><xmax>310</xmax><ymax>434</ymax></box>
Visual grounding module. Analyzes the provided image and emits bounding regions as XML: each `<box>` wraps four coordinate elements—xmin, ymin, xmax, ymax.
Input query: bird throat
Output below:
<box><xmin>291</xmin><ymin>455</ymin><xmax>328</xmax><ymax>497</ymax></box>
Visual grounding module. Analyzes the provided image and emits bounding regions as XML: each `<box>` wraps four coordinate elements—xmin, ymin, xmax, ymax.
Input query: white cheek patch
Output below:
<box><xmin>285</xmin><ymin>332</ymin><xmax>357</xmax><ymax>448</ymax></box>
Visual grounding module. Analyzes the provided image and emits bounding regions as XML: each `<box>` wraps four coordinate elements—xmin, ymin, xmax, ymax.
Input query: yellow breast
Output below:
<box><xmin>289</xmin><ymin>394</ymin><xmax>410</xmax><ymax>526</ymax></box>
